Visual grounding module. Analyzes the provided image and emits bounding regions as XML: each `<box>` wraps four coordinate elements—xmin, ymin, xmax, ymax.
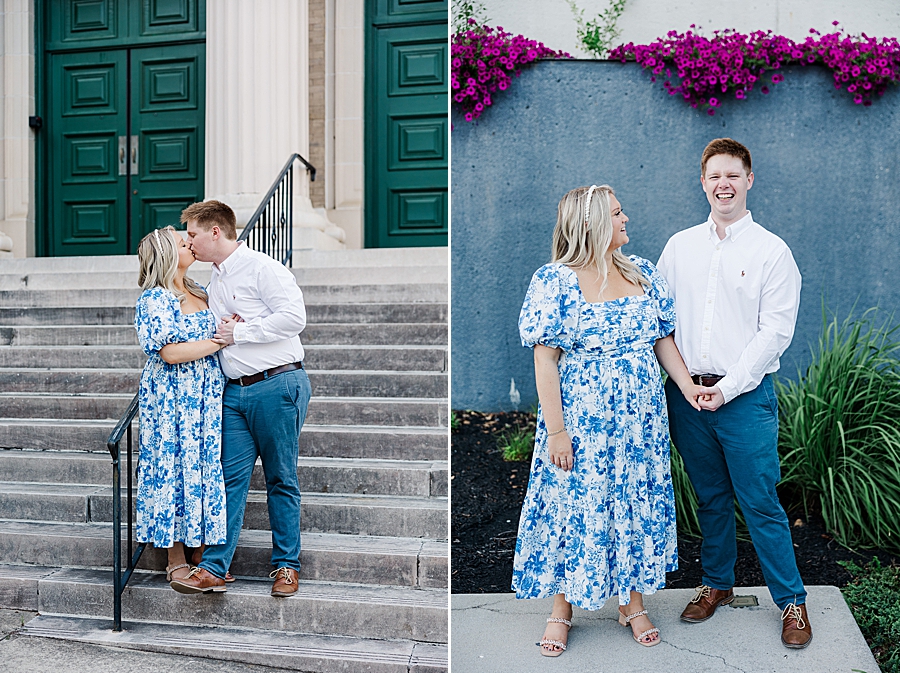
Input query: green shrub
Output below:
<box><xmin>840</xmin><ymin>558</ymin><xmax>900</xmax><ymax>673</ymax></box>
<box><xmin>777</xmin><ymin>308</ymin><xmax>900</xmax><ymax>553</ymax></box>
<box><xmin>451</xmin><ymin>410</ymin><xmax>460</xmax><ymax>432</ymax></box>
<box><xmin>498</xmin><ymin>425</ymin><xmax>535</xmax><ymax>462</ymax></box>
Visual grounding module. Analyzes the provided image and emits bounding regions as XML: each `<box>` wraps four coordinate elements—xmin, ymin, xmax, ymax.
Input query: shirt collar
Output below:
<box><xmin>706</xmin><ymin>211</ymin><xmax>754</xmax><ymax>242</ymax></box>
<box><xmin>214</xmin><ymin>241</ymin><xmax>246</xmax><ymax>274</ymax></box>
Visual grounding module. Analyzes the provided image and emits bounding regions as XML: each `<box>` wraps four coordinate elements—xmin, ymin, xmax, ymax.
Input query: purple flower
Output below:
<box><xmin>761</xmin><ymin>85</ymin><xmax>770</xmax><ymax>94</ymax></box>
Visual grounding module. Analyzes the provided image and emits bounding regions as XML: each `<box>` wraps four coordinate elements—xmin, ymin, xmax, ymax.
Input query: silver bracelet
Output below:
<box><xmin>547</xmin><ymin>427</ymin><xmax>566</xmax><ymax>437</ymax></box>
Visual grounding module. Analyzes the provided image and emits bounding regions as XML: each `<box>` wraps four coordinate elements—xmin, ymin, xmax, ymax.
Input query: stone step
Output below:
<box><xmin>0</xmin><ymin>565</ymin><xmax>448</xmax><ymax>642</ymax></box>
<box><xmin>0</xmin><ymin>265</ymin><xmax>447</xmax><ymax>290</ymax></box>
<box><xmin>0</xmin><ymin>322</ymin><xmax>447</xmax><ymax>346</ymax></box>
<box><xmin>0</xmin><ymin>482</ymin><xmax>448</xmax><ymax>538</ymax></box>
<box><xmin>0</xmin><ymin>368</ymin><xmax>448</xmax><ymax>397</ymax></box>
<box><xmin>0</xmin><ymin>345</ymin><xmax>447</xmax><ymax>372</ymax></box>
<box><xmin>0</xmin><ymin>284</ymin><xmax>447</xmax><ymax>307</ymax></box>
<box><xmin>0</xmin><ymin>521</ymin><xmax>447</xmax><ymax>588</ymax></box>
<box><xmin>0</xmin><ymin>421</ymin><xmax>447</xmax><ymax>460</ymax></box>
<box><xmin>0</xmin><ymin>302</ymin><xmax>447</xmax><ymax>326</ymax></box>
<box><xmin>0</xmin><ymin>393</ymin><xmax>448</xmax><ymax>427</ymax></box>
<box><xmin>0</xmin><ymin>450</ymin><xmax>447</xmax><ymax>497</ymax></box>
<box><xmin>0</xmin><ymin>247</ymin><xmax>447</xmax><ymax>275</ymax></box>
<box><xmin>20</xmin><ymin>614</ymin><xmax>448</xmax><ymax>672</ymax></box>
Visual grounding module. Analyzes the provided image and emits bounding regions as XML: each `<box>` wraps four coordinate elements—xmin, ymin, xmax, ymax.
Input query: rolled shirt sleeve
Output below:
<box><xmin>232</xmin><ymin>263</ymin><xmax>307</xmax><ymax>344</ymax></box>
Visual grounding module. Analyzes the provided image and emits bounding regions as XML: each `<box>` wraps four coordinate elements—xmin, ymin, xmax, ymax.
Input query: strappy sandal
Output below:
<box><xmin>536</xmin><ymin>616</ymin><xmax>572</xmax><ymax>657</ymax></box>
<box><xmin>165</xmin><ymin>563</ymin><xmax>190</xmax><ymax>583</ymax></box>
<box><xmin>619</xmin><ymin>608</ymin><xmax>660</xmax><ymax>647</ymax></box>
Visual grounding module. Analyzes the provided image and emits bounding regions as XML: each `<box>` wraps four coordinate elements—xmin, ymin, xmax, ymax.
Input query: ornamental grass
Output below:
<box><xmin>776</xmin><ymin>308</ymin><xmax>900</xmax><ymax>554</ymax></box>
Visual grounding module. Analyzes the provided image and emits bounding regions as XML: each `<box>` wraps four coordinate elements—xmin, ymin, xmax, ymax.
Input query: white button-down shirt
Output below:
<box><xmin>657</xmin><ymin>212</ymin><xmax>801</xmax><ymax>404</ymax></box>
<box><xmin>207</xmin><ymin>242</ymin><xmax>307</xmax><ymax>380</ymax></box>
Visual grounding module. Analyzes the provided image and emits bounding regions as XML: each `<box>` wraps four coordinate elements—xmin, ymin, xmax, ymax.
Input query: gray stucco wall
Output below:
<box><xmin>451</xmin><ymin>60</ymin><xmax>900</xmax><ymax>411</ymax></box>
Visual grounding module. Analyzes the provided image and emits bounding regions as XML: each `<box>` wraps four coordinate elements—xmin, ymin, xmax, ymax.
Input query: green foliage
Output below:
<box><xmin>840</xmin><ymin>558</ymin><xmax>900</xmax><ymax>673</ymax></box>
<box><xmin>452</xmin><ymin>0</ymin><xmax>489</xmax><ymax>34</ymax></box>
<box><xmin>566</xmin><ymin>0</ymin><xmax>628</xmax><ymax>58</ymax></box>
<box><xmin>498</xmin><ymin>424</ymin><xmax>535</xmax><ymax>462</ymax></box>
<box><xmin>451</xmin><ymin>410</ymin><xmax>460</xmax><ymax>432</ymax></box>
<box><xmin>777</xmin><ymin>307</ymin><xmax>900</xmax><ymax>553</ymax></box>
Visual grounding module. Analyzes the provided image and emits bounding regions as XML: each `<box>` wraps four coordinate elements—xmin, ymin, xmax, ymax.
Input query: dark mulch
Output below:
<box><xmin>451</xmin><ymin>410</ymin><xmax>900</xmax><ymax>593</ymax></box>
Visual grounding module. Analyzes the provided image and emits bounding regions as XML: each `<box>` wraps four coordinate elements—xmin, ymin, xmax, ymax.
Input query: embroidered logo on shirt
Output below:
<box><xmin>741</xmin><ymin>271</ymin><xmax>746</xmax><ymax>277</ymax></box>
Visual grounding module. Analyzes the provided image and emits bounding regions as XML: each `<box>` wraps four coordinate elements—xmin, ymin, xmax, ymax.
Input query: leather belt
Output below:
<box><xmin>691</xmin><ymin>374</ymin><xmax>724</xmax><ymax>387</ymax></box>
<box><xmin>229</xmin><ymin>361</ymin><xmax>303</xmax><ymax>387</ymax></box>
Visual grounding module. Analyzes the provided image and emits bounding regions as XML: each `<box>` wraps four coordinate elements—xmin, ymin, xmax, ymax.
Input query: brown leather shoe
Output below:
<box><xmin>680</xmin><ymin>585</ymin><xmax>735</xmax><ymax>622</ymax></box>
<box><xmin>270</xmin><ymin>567</ymin><xmax>299</xmax><ymax>597</ymax></box>
<box><xmin>191</xmin><ymin>545</ymin><xmax>235</xmax><ymax>583</ymax></box>
<box><xmin>781</xmin><ymin>602</ymin><xmax>813</xmax><ymax>649</ymax></box>
<box><xmin>169</xmin><ymin>567</ymin><xmax>227</xmax><ymax>594</ymax></box>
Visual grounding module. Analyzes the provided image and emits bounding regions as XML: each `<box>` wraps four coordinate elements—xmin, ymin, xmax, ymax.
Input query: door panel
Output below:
<box><xmin>368</xmin><ymin>20</ymin><xmax>447</xmax><ymax>248</ymax></box>
<box><xmin>49</xmin><ymin>50</ymin><xmax>128</xmax><ymax>255</ymax></box>
<box><xmin>130</xmin><ymin>43</ymin><xmax>205</xmax><ymax>241</ymax></box>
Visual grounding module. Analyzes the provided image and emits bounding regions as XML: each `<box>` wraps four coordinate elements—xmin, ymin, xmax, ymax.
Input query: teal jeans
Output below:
<box><xmin>665</xmin><ymin>375</ymin><xmax>806</xmax><ymax>610</ymax></box>
<box><xmin>200</xmin><ymin>368</ymin><xmax>310</xmax><ymax>578</ymax></box>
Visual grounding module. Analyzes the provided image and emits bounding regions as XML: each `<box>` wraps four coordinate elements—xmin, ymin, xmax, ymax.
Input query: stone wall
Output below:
<box><xmin>451</xmin><ymin>59</ymin><xmax>900</xmax><ymax>410</ymax></box>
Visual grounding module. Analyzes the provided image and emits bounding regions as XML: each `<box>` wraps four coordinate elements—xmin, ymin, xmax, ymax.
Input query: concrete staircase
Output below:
<box><xmin>0</xmin><ymin>248</ymin><xmax>449</xmax><ymax>672</ymax></box>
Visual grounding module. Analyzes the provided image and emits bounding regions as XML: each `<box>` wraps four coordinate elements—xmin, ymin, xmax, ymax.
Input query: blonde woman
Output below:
<box><xmin>134</xmin><ymin>226</ymin><xmax>228</xmax><ymax>590</ymax></box>
<box><xmin>512</xmin><ymin>186</ymin><xmax>702</xmax><ymax>654</ymax></box>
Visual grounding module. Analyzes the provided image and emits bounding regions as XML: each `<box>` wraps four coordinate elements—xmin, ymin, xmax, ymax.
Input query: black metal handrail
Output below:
<box><xmin>106</xmin><ymin>392</ymin><xmax>144</xmax><ymax>632</ymax></box>
<box><xmin>237</xmin><ymin>153</ymin><xmax>317</xmax><ymax>267</ymax></box>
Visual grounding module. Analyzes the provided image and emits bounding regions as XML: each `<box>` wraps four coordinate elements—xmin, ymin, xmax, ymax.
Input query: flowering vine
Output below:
<box><xmin>452</xmin><ymin>21</ymin><xmax>571</xmax><ymax>122</ymax></box>
<box><xmin>610</xmin><ymin>24</ymin><xmax>900</xmax><ymax>114</ymax></box>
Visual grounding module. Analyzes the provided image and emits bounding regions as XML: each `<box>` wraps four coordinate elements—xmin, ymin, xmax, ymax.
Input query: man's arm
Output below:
<box><xmin>224</xmin><ymin>264</ymin><xmax>307</xmax><ymax>344</ymax></box>
<box><xmin>708</xmin><ymin>245</ymin><xmax>801</xmax><ymax>406</ymax></box>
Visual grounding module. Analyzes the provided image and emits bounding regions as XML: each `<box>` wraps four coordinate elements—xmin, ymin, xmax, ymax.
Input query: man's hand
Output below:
<box><xmin>698</xmin><ymin>385</ymin><xmax>725</xmax><ymax>411</ymax></box>
<box><xmin>214</xmin><ymin>313</ymin><xmax>243</xmax><ymax>346</ymax></box>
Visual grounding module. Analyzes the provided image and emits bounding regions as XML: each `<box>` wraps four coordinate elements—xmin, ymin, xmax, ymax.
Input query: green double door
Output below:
<box><xmin>366</xmin><ymin>0</ymin><xmax>447</xmax><ymax>248</ymax></box>
<box><xmin>43</xmin><ymin>0</ymin><xmax>205</xmax><ymax>256</ymax></box>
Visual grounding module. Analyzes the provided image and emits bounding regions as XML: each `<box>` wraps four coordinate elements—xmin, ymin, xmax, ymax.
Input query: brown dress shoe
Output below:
<box><xmin>191</xmin><ymin>545</ymin><xmax>235</xmax><ymax>583</ymax></box>
<box><xmin>169</xmin><ymin>567</ymin><xmax>227</xmax><ymax>594</ymax></box>
<box><xmin>270</xmin><ymin>567</ymin><xmax>299</xmax><ymax>597</ymax></box>
<box><xmin>781</xmin><ymin>603</ymin><xmax>813</xmax><ymax>649</ymax></box>
<box><xmin>680</xmin><ymin>585</ymin><xmax>735</xmax><ymax>622</ymax></box>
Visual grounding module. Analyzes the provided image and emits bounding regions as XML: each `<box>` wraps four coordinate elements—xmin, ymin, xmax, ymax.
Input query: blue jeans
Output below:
<box><xmin>665</xmin><ymin>375</ymin><xmax>806</xmax><ymax>610</ymax></box>
<box><xmin>200</xmin><ymin>368</ymin><xmax>311</xmax><ymax>578</ymax></box>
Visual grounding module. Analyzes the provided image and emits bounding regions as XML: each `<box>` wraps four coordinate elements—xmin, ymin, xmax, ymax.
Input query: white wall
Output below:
<box><xmin>481</xmin><ymin>0</ymin><xmax>900</xmax><ymax>57</ymax></box>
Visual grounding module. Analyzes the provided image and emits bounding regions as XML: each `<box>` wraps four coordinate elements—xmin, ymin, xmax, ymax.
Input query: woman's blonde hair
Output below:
<box><xmin>137</xmin><ymin>226</ymin><xmax>207</xmax><ymax>302</ymax></box>
<box><xmin>551</xmin><ymin>185</ymin><xmax>648</xmax><ymax>296</ymax></box>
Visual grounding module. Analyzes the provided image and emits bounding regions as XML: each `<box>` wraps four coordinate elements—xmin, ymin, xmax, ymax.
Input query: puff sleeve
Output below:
<box><xmin>134</xmin><ymin>288</ymin><xmax>183</xmax><ymax>356</ymax></box>
<box><xmin>633</xmin><ymin>256</ymin><xmax>676</xmax><ymax>338</ymax></box>
<box><xmin>518</xmin><ymin>264</ymin><xmax>577</xmax><ymax>351</ymax></box>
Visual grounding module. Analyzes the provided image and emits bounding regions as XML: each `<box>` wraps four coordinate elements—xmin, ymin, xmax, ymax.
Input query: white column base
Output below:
<box><xmin>0</xmin><ymin>231</ymin><xmax>13</xmax><ymax>258</ymax></box>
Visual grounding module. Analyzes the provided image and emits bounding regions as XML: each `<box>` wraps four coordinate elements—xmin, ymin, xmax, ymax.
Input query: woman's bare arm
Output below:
<box><xmin>159</xmin><ymin>338</ymin><xmax>226</xmax><ymax>364</ymax></box>
<box><xmin>653</xmin><ymin>335</ymin><xmax>702</xmax><ymax>411</ymax></box>
<box><xmin>534</xmin><ymin>344</ymin><xmax>573</xmax><ymax>471</ymax></box>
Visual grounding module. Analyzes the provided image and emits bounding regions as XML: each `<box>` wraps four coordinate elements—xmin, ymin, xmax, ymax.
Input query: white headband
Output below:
<box><xmin>584</xmin><ymin>185</ymin><xmax>598</xmax><ymax>225</ymax></box>
<box><xmin>153</xmin><ymin>229</ymin><xmax>161</xmax><ymax>245</ymax></box>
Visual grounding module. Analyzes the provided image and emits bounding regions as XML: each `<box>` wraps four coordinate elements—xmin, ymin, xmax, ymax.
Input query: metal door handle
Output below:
<box><xmin>118</xmin><ymin>136</ymin><xmax>127</xmax><ymax>176</ymax></box>
<box><xmin>130</xmin><ymin>135</ymin><xmax>139</xmax><ymax>174</ymax></box>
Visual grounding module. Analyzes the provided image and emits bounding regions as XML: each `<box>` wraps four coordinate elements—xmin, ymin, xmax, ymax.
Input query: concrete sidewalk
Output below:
<box><xmin>452</xmin><ymin>586</ymin><xmax>881</xmax><ymax>673</ymax></box>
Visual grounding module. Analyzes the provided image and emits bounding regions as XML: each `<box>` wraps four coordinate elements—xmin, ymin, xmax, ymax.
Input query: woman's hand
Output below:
<box><xmin>679</xmin><ymin>383</ymin><xmax>704</xmax><ymax>411</ymax></box>
<box><xmin>548</xmin><ymin>430</ymin><xmax>574</xmax><ymax>471</ymax></box>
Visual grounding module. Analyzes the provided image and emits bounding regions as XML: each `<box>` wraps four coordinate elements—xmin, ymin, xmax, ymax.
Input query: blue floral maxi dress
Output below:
<box><xmin>511</xmin><ymin>257</ymin><xmax>678</xmax><ymax>609</ymax></box>
<box><xmin>134</xmin><ymin>287</ymin><xmax>227</xmax><ymax>549</ymax></box>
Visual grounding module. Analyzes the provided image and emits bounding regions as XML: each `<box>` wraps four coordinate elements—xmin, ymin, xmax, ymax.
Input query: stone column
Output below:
<box><xmin>205</xmin><ymin>0</ymin><xmax>344</xmax><ymax>249</ymax></box>
<box><xmin>0</xmin><ymin>0</ymin><xmax>36</xmax><ymax>258</ymax></box>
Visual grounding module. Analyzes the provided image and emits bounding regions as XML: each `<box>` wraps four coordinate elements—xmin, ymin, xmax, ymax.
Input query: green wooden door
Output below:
<box><xmin>49</xmin><ymin>49</ymin><xmax>129</xmax><ymax>256</ymax></box>
<box><xmin>130</xmin><ymin>44</ymin><xmax>205</xmax><ymax>242</ymax></box>
<box><xmin>42</xmin><ymin>0</ymin><xmax>205</xmax><ymax>256</ymax></box>
<box><xmin>366</xmin><ymin>0</ymin><xmax>448</xmax><ymax>248</ymax></box>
